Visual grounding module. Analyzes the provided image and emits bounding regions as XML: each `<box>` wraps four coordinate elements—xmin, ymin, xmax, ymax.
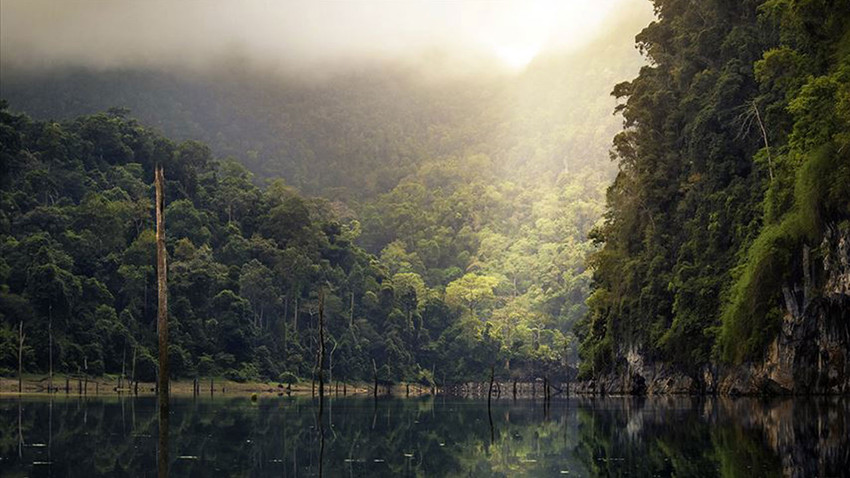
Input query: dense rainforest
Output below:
<box><xmin>578</xmin><ymin>0</ymin><xmax>850</xmax><ymax>391</ymax></box>
<box><xmin>0</xmin><ymin>6</ymin><xmax>650</xmax><ymax>385</ymax></box>
<box><xmin>0</xmin><ymin>103</ymin><xmax>594</xmax><ymax>385</ymax></box>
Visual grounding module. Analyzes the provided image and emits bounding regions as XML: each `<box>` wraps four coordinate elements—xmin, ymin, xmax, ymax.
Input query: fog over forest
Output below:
<box><xmin>2</xmin><ymin>0</ymin><xmax>649</xmax><ymax>76</ymax></box>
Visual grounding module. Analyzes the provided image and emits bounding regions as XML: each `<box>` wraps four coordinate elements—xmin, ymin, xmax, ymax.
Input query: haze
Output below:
<box><xmin>1</xmin><ymin>0</ymin><xmax>651</xmax><ymax>75</ymax></box>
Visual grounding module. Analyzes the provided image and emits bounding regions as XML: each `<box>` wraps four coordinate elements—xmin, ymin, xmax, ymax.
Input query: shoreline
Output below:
<box><xmin>1</xmin><ymin>375</ymin><xmax>374</xmax><ymax>397</ymax></box>
<box><xmin>0</xmin><ymin>374</ymin><xmax>440</xmax><ymax>398</ymax></box>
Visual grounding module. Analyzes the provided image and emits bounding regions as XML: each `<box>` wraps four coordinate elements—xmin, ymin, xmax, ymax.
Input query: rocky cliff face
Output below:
<box><xmin>573</xmin><ymin>224</ymin><xmax>850</xmax><ymax>396</ymax></box>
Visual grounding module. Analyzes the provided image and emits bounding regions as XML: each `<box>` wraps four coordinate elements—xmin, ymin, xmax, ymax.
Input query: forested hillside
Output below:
<box><xmin>0</xmin><ymin>103</ymin><xmax>600</xmax><ymax>384</ymax></box>
<box><xmin>0</xmin><ymin>7</ymin><xmax>652</xmax><ymax>385</ymax></box>
<box><xmin>578</xmin><ymin>0</ymin><xmax>850</xmax><ymax>390</ymax></box>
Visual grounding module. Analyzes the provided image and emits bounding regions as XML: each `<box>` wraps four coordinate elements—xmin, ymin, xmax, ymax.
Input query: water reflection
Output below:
<box><xmin>158</xmin><ymin>394</ymin><xmax>169</xmax><ymax>478</ymax></box>
<box><xmin>1</xmin><ymin>394</ymin><xmax>847</xmax><ymax>477</ymax></box>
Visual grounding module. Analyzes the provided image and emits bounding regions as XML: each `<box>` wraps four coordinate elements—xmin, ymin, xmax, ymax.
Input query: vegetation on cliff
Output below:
<box><xmin>578</xmin><ymin>0</ymin><xmax>850</xmax><ymax>377</ymax></box>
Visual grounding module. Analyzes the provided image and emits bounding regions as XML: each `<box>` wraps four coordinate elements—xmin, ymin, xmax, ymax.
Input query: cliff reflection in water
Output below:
<box><xmin>0</xmin><ymin>395</ymin><xmax>846</xmax><ymax>477</ymax></box>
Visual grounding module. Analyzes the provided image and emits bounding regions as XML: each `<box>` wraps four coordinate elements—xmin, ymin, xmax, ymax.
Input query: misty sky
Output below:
<box><xmin>1</xmin><ymin>0</ymin><xmax>652</xmax><ymax>75</ymax></box>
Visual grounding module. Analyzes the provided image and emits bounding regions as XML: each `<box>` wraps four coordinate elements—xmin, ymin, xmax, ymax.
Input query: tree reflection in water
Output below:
<box><xmin>1</xmin><ymin>395</ymin><xmax>847</xmax><ymax>477</ymax></box>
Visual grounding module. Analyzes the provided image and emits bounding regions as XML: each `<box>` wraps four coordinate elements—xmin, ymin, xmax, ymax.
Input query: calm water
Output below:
<box><xmin>1</xmin><ymin>394</ymin><xmax>847</xmax><ymax>477</ymax></box>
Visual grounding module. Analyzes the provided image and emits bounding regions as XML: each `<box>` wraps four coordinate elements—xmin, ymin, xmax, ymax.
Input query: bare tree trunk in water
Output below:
<box><xmin>488</xmin><ymin>366</ymin><xmax>495</xmax><ymax>444</ymax></box>
<box><xmin>18</xmin><ymin>322</ymin><xmax>25</xmax><ymax>394</ymax></box>
<box><xmin>488</xmin><ymin>366</ymin><xmax>494</xmax><ymax>407</ymax></box>
<box><xmin>318</xmin><ymin>288</ymin><xmax>326</xmax><ymax>401</ymax></box>
<box><xmin>49</xmin><ymin>304</ymin><xmax>53</xmax><ymax>392</ymax></box>
<box><xmin>317</xmin><ymin>288</ymin><xmax>327</xmax><ymax>477</ymax></box>
<box><xmin>120</xmin><ymin>343</ymin><xmax>126</xmax><ymax>391</ymax></box>
<box><xmin>373</xmin><ymin>359</ymin><xmax>378</xmax><ymax>400</ymax></box>
<box><xmin>328</xmin><ymin>337</ymin><xmax>338</xmax><ymax>394</ymax></box>
<box><xmin>132</xmin><ymin>346</ymin><xmax>137</xmax><ymax>395</ymax></box>
<box><xmin>155</xmin><ymin>165</ymin><xmax>169</xmax><ymax>478</ymax></box>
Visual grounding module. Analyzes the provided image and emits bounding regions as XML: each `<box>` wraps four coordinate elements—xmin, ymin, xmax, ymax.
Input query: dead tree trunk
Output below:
<box><xmin>488</xmin><ymin>366</ymin><xmax>494</xmax><ymax>409</ymax></box>
<box><xmin>156</xmin><ymin>165</ymin><xmax>169</xmax><ymax>401</ymax></box>
<box><xmin>131</xmin><ymin>346</ymin><xmax>137</xmax><ymax>395</ymax></box>
<box><xmin>328</xmin><ymin>336</ymin><xmax>338</xmax><ymax>394</ymax></box>
<box><xmin>18</xmin><ymin>321</ymin><xmax>25</xmax><ymax>394</ymax></box>
<box><xmin>318</xmin><ymin>288</ymin><xmax>326</xmax><ymax>401</ymax></box>
<box><xmin>155</xmin><ymin>165</ymin><xmax>169</xmax><ymax>476</ymax></box>
<box><xmin>120</xmin><ymin>343</ymin><xmax>126</xmax><ymax>391</ymax></box>
<box><xmin>488</xmin><ymin>366</ymin><xmax>495</xmax><ymax>444</ymax></box>
<box><xmin>752</xmin><ymin>101</ymin><xmax>773</xmax><ymax>180</ymax></box>
<box><xmin>48</xmin><ymin>304</ymin><xmax>53</xmax><ymax>392</ymax></box>
<box><xmin>372</xmin><ymin>359</ymin><xmax>378</xmax><ymax>400</ymax></box>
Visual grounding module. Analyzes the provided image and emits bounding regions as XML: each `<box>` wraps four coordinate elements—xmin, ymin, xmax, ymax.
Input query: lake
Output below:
<box><xmin>1</xmin><ymin>394</ymin><xmax>847</xmax><ymax>477</ymax></box>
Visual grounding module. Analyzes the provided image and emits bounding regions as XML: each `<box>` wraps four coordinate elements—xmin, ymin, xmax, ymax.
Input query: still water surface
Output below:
<box><xmin>1</xmin><ymin>394</ymin><xmax>847</xmax><ymax>477</ymax></box>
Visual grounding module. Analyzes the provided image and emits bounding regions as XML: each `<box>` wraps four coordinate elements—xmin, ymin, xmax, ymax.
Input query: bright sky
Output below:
<box><xmin>0</xmin><ymin>0</ymin><xmax>641</xmax><ymax>73</ymax></box>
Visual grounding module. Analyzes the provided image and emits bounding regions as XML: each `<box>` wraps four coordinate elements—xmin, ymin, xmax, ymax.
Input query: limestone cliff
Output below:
<box><xmin>573</xmin><ymin>224</ymin><xmax>850</xmax><ymax>396</ymax></box>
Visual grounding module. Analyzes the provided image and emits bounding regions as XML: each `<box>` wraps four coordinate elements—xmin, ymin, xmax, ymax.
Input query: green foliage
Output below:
<box><xmin>0</xmin><ymin>103</ymin><xmax>596</xmax><ymax>384</ymax></box>
<box><xmin>445</xmin><ymin>274</ymin><xmax>500</xmax><ymax>319</ymax></box>
<box><xmin>580</xmin><ymin>0</ymin><xmax>850</xmax><ymax>373</ymax></box>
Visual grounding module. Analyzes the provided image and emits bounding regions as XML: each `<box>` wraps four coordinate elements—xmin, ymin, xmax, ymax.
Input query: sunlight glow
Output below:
<box><xmin>493</xmin><ymin>44</ymin><xmax>541</xmax><ymax>70</ymax></box>
<box><xmin>479</xmin><ymin>0</ymin><xmax>622</xmax><ymax>71</ymax></box>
